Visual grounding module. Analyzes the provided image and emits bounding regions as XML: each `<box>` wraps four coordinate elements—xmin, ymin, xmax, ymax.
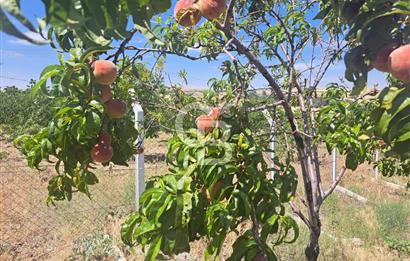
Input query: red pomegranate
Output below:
<box><xmin>106</xmin><ymin>99</ymin><xmax>127</xmax><ymax>119</ymax></box>
<box><xmin>197</xmin><ymin>0</ymin><xmax>226</xmax><ymax>20</ymax></box>
<box><xmin>196</xmin><ymin>115</ymin><xmax>215</xmax><ymax>133</ymax></box>
<box><xmin>100</xmin><ymin>85</ymin><xmax>112</xmax><ymax>103</ymax></box>
<box><xmin>372</xmin><ymin>43</ymin><xmax>399</xmax><ymax>72</ymax></box>
<box><xmin>174</xmin><ymin>0</ymin><xmax>202</xmax><ymax>27</ymax></box>
<box><xmin>388</xmin><ymin>44</ymin><xmax>410</xmax><ymax>83</ymax></box>
<box><xmin>92</xmin><ymin>60</ymin><xmax>118</xmax><ymax>85</ymax></box>
<box><xmin>91</xmin><ymin>142</ymin><xmax>113</xmax><ymax>163</ymax></box>
<box><xmin>208</xmin><ymin>107</ymin><xmax>221</xmax><ymax>120</ymax></box>
<box><xmin>99</xmin><ymin>130</ymin><xmax>112</xmax><ymax>145</ymax></box>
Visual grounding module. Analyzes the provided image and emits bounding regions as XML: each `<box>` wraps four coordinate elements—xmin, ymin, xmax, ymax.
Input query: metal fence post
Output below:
<box><xmin>332</xmin><ymin>148</ymin><xmax>337</xmax><ymax>182</ymax></box>
<box><xmin>269</xmin><ymin>118</ymin><xmax>275</xmax><ymax>180</ymax></box>
<box><xmin>133</xmin><ymin>102</ymin><xmax>144</xmax><ymax>210</ymax></box>
<box><xmin>374</xmin><ymin>149</ymin><xmax>379</xmax><ymax>179</ymax></box>
<box><xmin>263</xmin><ymin>109</ymin><xmax>275</xmax><ymax>179</ymax></box>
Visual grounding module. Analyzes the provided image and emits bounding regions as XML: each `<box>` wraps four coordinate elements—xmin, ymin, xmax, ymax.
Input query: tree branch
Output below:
<box><xmin>323</xmin><ymin>167</ymin><xmax>347</xmax><ymax>201</ymax></box>
<box><xmin>216</xmin><ymin>24</ymin><xmax>302</xmax><ymax>143</ymax></box>
<box><xmin>289</xmin><ymin>202</ymin><xmax>311</xmax><ymax>229</ymax></box>
<box><xmin>125</xmin><ymin>46</ymin><xmax>222</xmax><ymax>61</ymax></box>
<box><xmin>247</xmin><ymin>101</ymin><xmax>284</xmax><ymax>113</ymax></box>
<box><xmin>107</xmin><ymin>28</ymin><xmax>138</xmax><ymax>63</ymax></box>
<box><xmin>223</xmin><ymin>0</ymin><xmax>236</xmax><ymax>28</ymax></box>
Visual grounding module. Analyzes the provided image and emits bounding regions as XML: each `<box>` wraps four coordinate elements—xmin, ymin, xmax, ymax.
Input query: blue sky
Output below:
<box><xmin>0</xmin><ymin>0</ymin><xmax>387</xmax><ymax>89</ymax></box>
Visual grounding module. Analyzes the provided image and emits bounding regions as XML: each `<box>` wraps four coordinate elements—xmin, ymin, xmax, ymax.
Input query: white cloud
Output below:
<box><xmin>187</xmin><ymin>46</ymin><xmax>203</xmax><ymax>53</ymax></box>
<box><xmin>294</xmin><ymin>62</ymin><xmax>311</xmax><ymax>71</ymax></box>
<box><xmin>1</xmin><ymin>50</ymin><xmax>24</xmax><ymax>58</ymax></box>
<box><xmin>8</xmin><ymin>31</ymin><xmax>48</xmax><ymax>46</ymax></box>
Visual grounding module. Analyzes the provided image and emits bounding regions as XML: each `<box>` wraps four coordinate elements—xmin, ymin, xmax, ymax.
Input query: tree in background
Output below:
<box><xmin>1</xmin><ymin>0</ymin><xmax>409</xmax><ymax>260</ymax></box>
<box><xmin>0</xmin><ymin>80</ymin><xmax>53</xmax><ymax>139</ymax></box>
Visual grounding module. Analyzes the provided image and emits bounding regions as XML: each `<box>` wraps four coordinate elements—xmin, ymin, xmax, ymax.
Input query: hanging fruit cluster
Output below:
<box><xmin>318</xmin><ymin>0</ymin><xmax>410</xmax><ymax>92</ymax></box>
<box><xmin>14</xmin><ymin>51</ymin><xmax>138</xmax><ymax>203</ymax></box>
<box><xmin>90</xmin><ymin>60</ymin><xmax>128</xmax><ymax>164</ymax></box>
<box><xmin>317</xmin><ymin>0</ymin><xmax>410</xmax><ymax>160</ymax></box>
<box><xmin>195</xmin><ymin>107</ymin><xmax>221</xmax><ymax>133</ymax></box>
<box><xmin>174</xmin><ymin>0</ymin><xmax>227</xmax><ymax>27</ymax></box>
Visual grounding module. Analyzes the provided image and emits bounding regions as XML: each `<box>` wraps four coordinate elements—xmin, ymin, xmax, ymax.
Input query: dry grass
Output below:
<box><xmin>1</xmin><ymin>135</ymin><xmax>409</xmax><ymax>260</ymax></box>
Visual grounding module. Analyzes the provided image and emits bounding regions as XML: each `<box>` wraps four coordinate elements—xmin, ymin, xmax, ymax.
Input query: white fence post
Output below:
<box><xmin>374</xmin><ymin>149</ymin><xmax>380</xmax><ymax>179</ymax></box>
<box><xmin>263</xmin><ymin>110</ymin><xmax>275</xmax><ymax>179</ymax></box>
<box><xmin>133</xmin><ymin>102</ymin><xmax>144</xmax><ymax>210</ymax></box>
<box><xmin>269</xmin><ymin>118</ymin><xmax>275</xmax><ymax>180</ymax></box>
<box><xmin>332</xmin><ymin>148</ymin><xmax>337</xmax><ymax>183</ymax></box>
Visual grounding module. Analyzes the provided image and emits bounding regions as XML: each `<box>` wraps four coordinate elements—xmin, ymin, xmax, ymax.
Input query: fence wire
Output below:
<box><xmin>0</xmin><ymin>161</ymin><xmax>136</xmax><ymax>259</ymax></box>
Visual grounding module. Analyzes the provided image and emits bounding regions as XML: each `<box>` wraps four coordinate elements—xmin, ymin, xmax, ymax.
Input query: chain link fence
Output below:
<box><xmin>0</xmin><ymin>137</ymin><xmax>168</xmax><ymax>260</ymax></box>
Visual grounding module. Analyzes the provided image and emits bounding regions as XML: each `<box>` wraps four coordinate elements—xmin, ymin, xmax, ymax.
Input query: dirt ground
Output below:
<box><xmin>1</xmin><ymin>134</ymin><xmax>409</xmax><ymax>260</ymax></box>
<box><xmin>0</xmin><ymin>135</ymin><xmax>170</xmax><ymax>261</ymax></box>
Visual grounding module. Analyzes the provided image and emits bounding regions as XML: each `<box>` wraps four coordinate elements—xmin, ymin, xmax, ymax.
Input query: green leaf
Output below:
<box><xmin>84</xmin><ymin>171</ymin><xmax>98</xmax><ymax>185</ymax></box>
<box><xmin>236</xmin><ymin>190</ymin><xmax>251</xmax><ymax>217</ymax></box>
<box><xmin>79</xmin><ymin>46</ymin><xmax>112</xmax><ymax>63</ymax></box>
<box><xmin>0</xmin><ymin>8</ymin><xmax>44</xmax><ymax>44</ymax></box>
<box><xmin>121</xmin><ymin>212</ymin><xmax>140</xmax><ymax>245</ymax></box>
<box><xmin>151</xmin><ymin>0</ymin><xmax>171</xmax><ymax>14</ymax></box>
<box><xmin>280</xmin><ymin>216</ymin><xmax>299</xmax><ymax>244</ymax></box>
<box><xmin>31</xmin><ymin>65</ymin><xmax>63</xmax><ymax>97</ymax></box>
<box><xmin>145</xmin><ymin>235</ymin><xmax>162</xmax><ymax>261</ymax></box>
<box><xmin>84</xmin><ymin>111</ymin><xmax>101</xmax><ymax>137</ymax></box>
<box><xmin>346</xmin><ymin>152</ymin><xmax>358</xmax><ymax>170</ymax></box>
<box><xmin>1</xmin><ymin>0</ymin><xmax>37</xmax><ymax>32</ymax></box>
<box><xmin>139</xmin><ymin>187</ymin><xmax>163</xmax><ymax>207</ymax></box>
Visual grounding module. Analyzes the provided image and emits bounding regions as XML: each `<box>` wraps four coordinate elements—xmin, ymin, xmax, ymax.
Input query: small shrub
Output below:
<box><xmin>385</xmin><ymin>236</ymin><xmax>410</xmax><ymax>257</ymax></box>
<box><xmin>70</xmin><ymin>231</ymin><xmax>116</xmax><ymax>260</ymax></box>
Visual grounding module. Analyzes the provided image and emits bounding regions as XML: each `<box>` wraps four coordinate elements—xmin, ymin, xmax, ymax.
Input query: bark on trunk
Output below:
<box><xmin>305</xmin><ymin>228</ymin><xmax>320</xmax><ymax>261</ymax></box>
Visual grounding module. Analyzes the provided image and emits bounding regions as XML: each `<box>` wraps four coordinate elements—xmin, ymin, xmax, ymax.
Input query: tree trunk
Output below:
<box><xmin>305</xmin><ymin>227</ymin><xmax>320</xmax><ymax>261</ymax></box>
<box><xmin>298</xmin><ymin>154</ymin><xmax>322</xmax><ymax>261</ymax></box>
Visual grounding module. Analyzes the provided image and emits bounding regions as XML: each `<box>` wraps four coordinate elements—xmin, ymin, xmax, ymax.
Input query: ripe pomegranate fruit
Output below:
<box><xmin>92</xmin><ymin>60</ymin><xmax>118</xmax><ymax>85</ymax></box>
<box><xmin>91</xmin><ymin>142</ymin><xmax>113</xmax><ymax>163</ymax></box>
<box><xmin>208</xmin><ymin>107</ymin><xmax>221</xmax><ymax>120</ymax></box>
<box><xmin>388</xmin><ymin>44</ymin><xmax>410</xmax><ymax>83</ymax></box>
<box><xmin>100</xmin><ymin>85</ymin><xmax>112</xmax><ymax>103</ymax></box>
<box><xmin>372</xmin><ymin>43</ymin><xmax>399</xmax><ymax>72</ymax></box>
<box><xmin>197</xmin><ymin>0</ymin><xmax>226</xmax><ymax>20</ymax></box>
<box><xmin>196</xmin><ymin>115</ymin><xmax>215</xmax><ymax>133</ymax></box>
<box><xmin>106</xmin><ymin>99</ymin><xmax>127</xmax><ymax>119</ymax></box>
<box><xmin>174</xmin><ymin>0</ymin><xmax>202</xmax><ymax>27</ymax></box>
<box><xmin>99</xmin><ymin>130</ymin><xmax>112</xmax><ymax>145</ymax></box>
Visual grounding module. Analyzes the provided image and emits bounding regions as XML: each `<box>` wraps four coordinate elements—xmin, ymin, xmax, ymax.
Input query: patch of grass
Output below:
<box><xmin>375</xmin><ymin>202</ymin><xmax>410</xmax><ymax>256</ymax></box>
<box><xmin>0</xmin><ymin>150</ymin><xmax>8</xmax><ymax>160</ymax></box>
<box><xmin>375</xmin><ymin>202</ymin><xmax>409</xmax><ymax>240</ymax></box>
<box><xmin>69</xmin><ymin>230</ymin><xmax>118</xmax><ymax>260</ymax></box>
<box><xmin>275</xmin><ymin>223</ymin><xmax>309</xmax><ymax>260</ymax></box>
<box><xmin>120</xmin><ymin>170</ymin><xmax>136</xmax><ymax>207</ymax></box>
<box><xmin>321</xmin><ymin>194</ymin><xmax>379</xmax><ymax>244</ymax></box>
<box><xmin>384</xmin><ymin>236</ymin><xmax>410</xmax><ymax>257</ymax></box>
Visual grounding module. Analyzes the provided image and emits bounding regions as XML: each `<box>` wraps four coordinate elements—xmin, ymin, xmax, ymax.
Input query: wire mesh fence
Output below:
<box><xmin>2</xmin><ymin>134</ymin><xmax>402</xmax><ymax>260</ymax></box>
<box><xmin>0</xmin><ymin>143</ymin><xmax>131</xmax><ymax>260</ymax></box>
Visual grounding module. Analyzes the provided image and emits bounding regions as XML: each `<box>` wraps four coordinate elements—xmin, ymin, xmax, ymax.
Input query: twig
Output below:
<box><xmin>125</xmin><ymin>46</ymin><xmax>220</xmax><ymax>61</ymax></box>
<box><xmin>289</xmin><ymin>202</ymin><xmax>311</xmax><ymax>229</ymax></box>
<box><xmin>107</xmin><ymin>28</ymin><xmax>138</xmax><ymax>63</ymax></box>
<box><xmin>323</xmin><ymin>167</ymin><xmax>347</xmax><ymax>201</ymax></box>
<box><xmin>223</xmin><ymin>0</ymin><xmax>237</xmax><ymax>28</ymax></box>
<box><xmin>247</xmin><ymin>101</ymin><xmax>284</xmax><ymax>113</ymax></box>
